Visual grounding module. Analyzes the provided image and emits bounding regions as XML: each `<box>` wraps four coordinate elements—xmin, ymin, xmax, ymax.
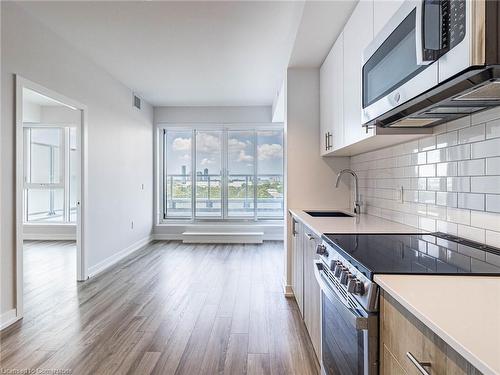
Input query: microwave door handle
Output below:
<box><xmin>415</xmin><ymin>1</ymin><xmax>432</xmax><ymax>65</ymax></box>
<box><xmin>416</xmin><ymin>0</ymin><xmax>445</xmax><ymax>65</ymax></box>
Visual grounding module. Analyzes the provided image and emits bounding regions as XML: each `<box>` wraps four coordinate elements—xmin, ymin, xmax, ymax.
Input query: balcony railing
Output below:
<box><xmin>165</xmin><ymin>173</ymin><xmax>283</xmax><ymax>218</ymax></box>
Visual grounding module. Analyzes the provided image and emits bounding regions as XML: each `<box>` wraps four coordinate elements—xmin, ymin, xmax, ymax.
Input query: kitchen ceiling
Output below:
<box><xmin>17</xmin><ymin>1</ymin><xmax>356</xmax><ymax>107</ymax></box>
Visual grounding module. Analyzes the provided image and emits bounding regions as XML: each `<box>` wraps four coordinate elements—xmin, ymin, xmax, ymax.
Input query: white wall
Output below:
<box><xmin>284</xmin><ymin>68</ymin><xmax>351</xmax><ymax>292</ymax></box>
<box><xmin>1</xmin><ymin>3</ymin><xmax>154</xmax><ymax>315</ymax></box>
<box><xmin>154</xmin><ymin>105</ymin><xmax>272</xmax><ymax>124</ymax></box>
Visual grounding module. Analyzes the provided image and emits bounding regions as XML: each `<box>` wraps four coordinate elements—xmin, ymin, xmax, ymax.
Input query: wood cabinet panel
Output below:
<box><xmin>380</xmin><ymin>291</ymin><xmax>481</xmax><ymax>375</ymax></box>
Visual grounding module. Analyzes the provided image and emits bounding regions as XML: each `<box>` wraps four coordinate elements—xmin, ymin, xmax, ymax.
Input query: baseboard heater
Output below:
<box><xmin>182</xmin><ymin>232</ymin><xmax>264</xmax><ymax>244</ymax></box>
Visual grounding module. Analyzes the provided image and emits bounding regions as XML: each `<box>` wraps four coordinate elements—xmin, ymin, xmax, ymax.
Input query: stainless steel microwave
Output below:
<box><xmin>362</xmin><ymin>0</ymin><xmax>500</xmax><ymax>128</ymax></box>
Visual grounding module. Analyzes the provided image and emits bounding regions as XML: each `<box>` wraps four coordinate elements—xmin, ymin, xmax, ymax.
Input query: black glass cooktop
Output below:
<box><xmin>322</xmin><ymin>232</ymin><xmax>500</xmax><ymax>279</ymax></box>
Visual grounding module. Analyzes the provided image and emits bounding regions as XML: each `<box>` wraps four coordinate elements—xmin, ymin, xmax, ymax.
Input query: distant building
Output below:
<box><xmin>181</xmin><ymin>165</ymin><xmax>187</xmax><ymax>183</ymax></box>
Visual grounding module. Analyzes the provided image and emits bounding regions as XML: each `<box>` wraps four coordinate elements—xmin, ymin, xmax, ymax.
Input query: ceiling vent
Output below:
<box><xmin>133</xmin><ymin>94</ymin><xmax>141</xmax><ymax>110</ymax></box>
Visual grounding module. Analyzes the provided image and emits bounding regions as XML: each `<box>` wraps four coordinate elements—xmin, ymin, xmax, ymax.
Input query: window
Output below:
<box><xmin>162</xmin><ymin>127</ymin><xmax>284</xmax><ymax>221</ymax></box>
<box><xmin>24</xmin><ymin>127</ymin><xmax>77</xmax><ymax>223</ymax></box>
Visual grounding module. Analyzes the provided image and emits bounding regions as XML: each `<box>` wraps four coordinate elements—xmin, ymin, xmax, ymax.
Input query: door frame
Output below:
<box><xmin>15</xmin><ymin>75</ymin><xmax>89</xmax><ymax>321</ymax></box>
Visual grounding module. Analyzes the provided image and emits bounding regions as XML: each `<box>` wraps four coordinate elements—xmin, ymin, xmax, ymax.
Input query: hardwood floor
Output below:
<box><xmin>1</xmin><ymin>240</ymin><xmax>320</xmax><ymax>375</ymax></box>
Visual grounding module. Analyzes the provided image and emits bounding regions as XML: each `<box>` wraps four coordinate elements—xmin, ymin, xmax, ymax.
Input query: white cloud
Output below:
<box><xmin>172</xmin><ymin>137</ymin><xmax>191</xmax><ymax>151</ymax></box>
<box><xmin>200</xmin><ymin>158</ymin><xmax>214</xmax><ymax>166</ymax></box>
<box><xmin>197</xmin><ymin>133</ymin><xmax>220</xmax><ymax>153</ymax></box>
<box><xmin>258</xmin><ymin>143</ymin><xmax>282</xmax><ymax>160</ymax></box>
<box><xmin>228</xmin><ymin>138</ymin><xmax>246</xmax><ymax>151</ymax></box>
<box><xmin>237</xmin><ymin>150</ymin><xmax>254</xmax><ymax>162</ymax></box>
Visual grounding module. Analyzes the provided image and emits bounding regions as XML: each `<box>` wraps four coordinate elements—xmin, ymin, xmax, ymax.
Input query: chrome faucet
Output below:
<box><xmin>335</xmin><ymin>169</ymin><xmax>361</xmax><ymax>215</ymax></box>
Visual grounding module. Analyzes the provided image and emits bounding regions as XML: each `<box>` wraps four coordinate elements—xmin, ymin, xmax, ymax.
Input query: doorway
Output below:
<box><xmin>15</xmin><ymin>76</ymin><xmax>87</xmax><ymax>320</ymax></box>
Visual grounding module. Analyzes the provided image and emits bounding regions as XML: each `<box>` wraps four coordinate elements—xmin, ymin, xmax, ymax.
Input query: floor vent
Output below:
<box><xmin>133</xmin><ymin>94</ymin><xmax>141</xmax><ymax>109</ymax></box>
<box><xmin>182</xmin><ymin>232</ymin><xmax>264</xmax><ymax>244</ymax></box>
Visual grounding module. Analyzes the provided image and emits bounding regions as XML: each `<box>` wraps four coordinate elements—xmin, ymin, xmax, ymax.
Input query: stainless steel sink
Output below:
<box><xmin>305</xmin><ymin>210</ymin><xmax>354</xmax><ymax>218</ymax></box>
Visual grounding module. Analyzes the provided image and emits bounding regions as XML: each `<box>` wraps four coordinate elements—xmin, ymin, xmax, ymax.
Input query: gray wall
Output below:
<box><xmin>1</xmin><ymin>3</ymin><xmax>154</xmax><ymax>315</ymax></box>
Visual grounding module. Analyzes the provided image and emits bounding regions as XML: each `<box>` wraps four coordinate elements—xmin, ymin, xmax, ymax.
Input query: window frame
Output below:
<box><xmin>159</xmin><ymin>124</ymin><xmax>284</xmax><ymax>223</ymax></box>
<box><xmin>23</xmin><ymin>124</ymin><xmax>77</xmax><ymax>224</ymax></box>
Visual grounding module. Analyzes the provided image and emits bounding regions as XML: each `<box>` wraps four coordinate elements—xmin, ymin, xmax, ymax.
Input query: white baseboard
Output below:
<box><xmin>0</xmin><ymin>309</ymin><xmax>20</xmax><ymax>331</ymax></box>
<box><xmin>87</xmin><ymin>235</ymin><xmax>152</xmax><ymax>278</ymax></box>
<box><xmin>283</xmin><ymin>283</ymin><xmax>294</xmax><ymax>297</ymax></box>
<box><xmin>152</xmin><ymin>233</ymin><xmax>182</xmax><ymax>241</ymax></box>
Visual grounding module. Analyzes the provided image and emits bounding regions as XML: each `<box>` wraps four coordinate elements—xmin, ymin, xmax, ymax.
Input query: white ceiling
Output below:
<box><xmin>18</xmin><ymin>1</ymin><xmax>305</xmax><ymax>107</ymax></box>
<box><xmin>18</xmin><ymin>1</ymin><xmax>356</xmax><ymax>107</ymax></box>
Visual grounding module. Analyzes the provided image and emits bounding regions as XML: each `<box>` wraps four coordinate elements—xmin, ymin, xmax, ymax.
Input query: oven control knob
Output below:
<box><xmin>340</xmin><ymin>270</ymin><xmax>351</xmax><ymax>285</ymax></box>
<box><xmin>316</xmin><ymin>244</ymin><xmax>328</xmax><ymax>256</ymax></box>
<box><xmin>347</xmin><ymin>277</ymin><xmax>357</xmax><ymax>293</ymax></box>
<box><xmin>348</xmin><ymin>279</ymin><xmax>365</xmax><ymax>296</ymax></box>
<box><xmin>333</xmin><ymin>263</ymin><xmax>344</xmax><ymax>277</ymax></box>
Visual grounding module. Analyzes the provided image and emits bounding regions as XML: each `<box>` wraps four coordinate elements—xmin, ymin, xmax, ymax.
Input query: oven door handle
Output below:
<box><xmin>313</xmin><ymin>260</ymin><xmax>368</xmax><ymax>331</ymax></box>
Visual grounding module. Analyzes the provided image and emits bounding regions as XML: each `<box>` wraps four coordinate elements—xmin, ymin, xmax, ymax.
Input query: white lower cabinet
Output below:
<box><xmin>291</xmin><ymin>216</ymin><xmax>322</xmax><ymax>361</ymax></box>
<box><xmin>303</xmin><ymin>228</ymin><xmax>321</xmax><ymax>359</ymax></box>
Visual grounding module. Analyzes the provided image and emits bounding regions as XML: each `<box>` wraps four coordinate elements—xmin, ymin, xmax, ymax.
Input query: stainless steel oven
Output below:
<box><xmin>313</xmin><ymin>259</ymin><xmax>378</xmax><ymax>375</ymax></box>
<box><xmin>362</xmin><ymin>0</ymin><xmax>500</xmax><ymax>129</ymax></box>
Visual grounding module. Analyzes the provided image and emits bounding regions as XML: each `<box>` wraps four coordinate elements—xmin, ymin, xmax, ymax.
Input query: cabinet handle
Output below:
<box><xmin>327</xmin><ymin>132</ymin><xmax>333</xmax><ymax>150</ymax></box>
<box><xmin>306</xmin><ymin>233</ymin><xmax>315</xmax><ymax>240</ymax></box>
<box><xmin>406</xmin><ymin>352</ymin><xmax>431</xmax><ymax>375</ymax></box>
<box><xmin>325</xmin><ymin>132</ymin><xmax>328</xmax><ymax>151</ymax></box>
<box><xmin>292</xmin><ymin>219</ymin><xmax>298</xmax><ymax>236</ymax></box>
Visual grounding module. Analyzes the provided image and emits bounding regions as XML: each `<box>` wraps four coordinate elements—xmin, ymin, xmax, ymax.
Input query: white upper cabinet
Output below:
<box><xmin>373</xmin><ymin>0</ymin><xmax>405</xmax><ymax>36</ymax></box>
<box><xmin>343</xmin><ymin>0</ymin><xmax>374</xmax><ymax>146</ymax></box>
<box><xmin>320</xmin><ymin>32</ymin><xmax>344</xmax><ymax>156</ymax></box>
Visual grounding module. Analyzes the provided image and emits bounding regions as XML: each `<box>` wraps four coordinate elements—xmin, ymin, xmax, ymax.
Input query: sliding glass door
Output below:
<box><xmin>162</xmin><ymin>127</ymin><xmax>283</xmax><ymax>221</ymax></box>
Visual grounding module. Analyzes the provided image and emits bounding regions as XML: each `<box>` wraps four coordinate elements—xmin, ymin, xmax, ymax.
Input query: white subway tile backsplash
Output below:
<box><xmin>446</xmin><ymin>207</ymin><xmax>471</xmax><ymax>225</ymax></box>
<box><xmin>419</xmin><ymin>217</ymin><xmax>436</xmax><ymax>232</ymax></box>
<box><xmin>436</xmin><ymin>192</ymin><xmax>458</xmax><ymax>207</ymax></box>
<box><xmin>457</xmin><ymin>225</ymin><xmax>486</xmax><ymax>243</ymax></box>
<box><xmin>486</xmin><ymin>195</ymin><xmax>500</xmax><ymax>213</ymax></box>
<box><xmin>418</xmin><ymin>191</ymin><xmax>435</xmax><ymax>204</ymax></box>
<box><xmin>471</xmin><ymin>138</ymin><xmax>500</xmax><ymax>158</ymax></box>
<box><xmin>471</xmin><ymin>106</ymin><xmax>500</xmax><ymax>126</ymax></box>
<box><xmin>436</xmin><ymin>131</ymin><xmax>458</xmax><ymax>149</ymax></box>
<box><xmin>427</xmin><ymin>178</ymin><xmax>447</xmax><ymax>191</ymax></box>
<box><xmin>470</xmin><ymin>211</ymin><xmax>500</xmax><ymax>232</ymax></box>
<box><xmin>485</xmin><ymin>157</ymin><xmax>500</xmax><ymax>175</ymax></box>
<box><xmin>419</xmin><ymin>164</ymin><xmax>435</xmax><ymax>177</ymax></box>
<box><xmin>446</xmin><ymin>144</ymin><xmax>471</xmax><ymax>161</ymax></box>
<box><xmin>471</xmin><ymin>176</ymin><xmax>500</xmax><ymax>194</ymax></box>
<box><xmin>427</xmin><ymin>205</ymin><xmax>447</xmax><ymax>220</ymax></box>
<box><xmin>486</xmin><ymin>118</ymin><xmax>500</xmax><ymax>139</ymax></box>
<box><xmin>419</xmin><ymin>136</ymin><xmax>436</xmax><ymax>151</ymax></box>
<box><xmin>436</xmin><ymin>162</ymin><xmax>458</xmax><ymax>177</ymax></box>
<box><xmin>436</xmin><ymin>220</ymin><xmax>458</xmax><ymax>235</ymax></box>
<box><xmin>427</xmin><ymin>149</ymin><xmax>446</xmax><ymax>163</ymax></box>
<box><xmin>458</xmin><ymin>159</ymin><xmax>485</xmax><ymax>176</ymax></box>
<box><xmin>485</xmin><ymin>230</ymin><xmax>500</xmax><ymax>248</ymax></box>
<box><xmin>351</xmin><ymin>114</ymin><xmax>500</xmax><ymax>242</ymax></box>
<box><xmin>457</xmin><ymin>193</ymin><xmax>485</xmax><ymax>211</ymax></box>
<box><xmin>458</xmin><ymin>124</ymin><xmax>485</xmax><ymax>144</ymax></box>
<box><xmin>446</xmin><ymin>177</ymin><xmax>470</xmax><ymax>192</ymax></box>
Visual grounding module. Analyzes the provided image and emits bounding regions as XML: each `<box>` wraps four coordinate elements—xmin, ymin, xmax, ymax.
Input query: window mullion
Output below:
<box><xmin>253</xmin><ymin>130</ymin><xmax>258</xmax><ymax>221</ymax></box>
<box><xmin>222</xmin><ymin>129</ymin><xmax>228</xmax><ymax>220</ymax></box>
<box><xmin>191</xmin><ymin>129</ymin><xmax>196</xmax><ymax>221</ymax></box>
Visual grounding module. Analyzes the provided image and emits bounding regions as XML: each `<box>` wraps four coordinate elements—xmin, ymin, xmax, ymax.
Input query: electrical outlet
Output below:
<box><xmin>141</xmin><ymin>183</ymin><xmax>144</xmax><ymax>190</ymax></box>
<box><xmin>131</xmin><ymin>221</ymin><xmax>134</xmax><ymax>230</ymax></box>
